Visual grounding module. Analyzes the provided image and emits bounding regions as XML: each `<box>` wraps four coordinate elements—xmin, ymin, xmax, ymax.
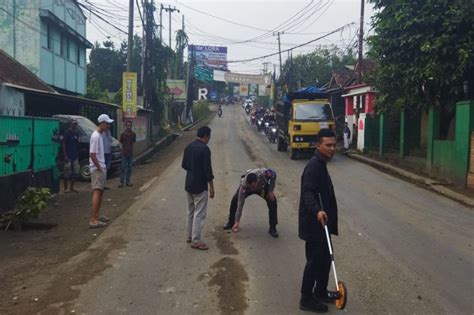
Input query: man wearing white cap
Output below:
<box><xmin>89</xmin><ymin>113</ymin><xmax>114</xmax><ymax>228</ymax></box>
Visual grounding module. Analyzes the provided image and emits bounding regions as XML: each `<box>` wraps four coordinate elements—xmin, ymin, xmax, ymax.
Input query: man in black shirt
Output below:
<box><xmin>182</xmin><ymin>126</ymin><xmax>215</xmax><ymax>250</ymax></box>
<box><xmin>298</xmin><ymin>128</ymin><xmax>339</xmax><ymax>313</ymax></box>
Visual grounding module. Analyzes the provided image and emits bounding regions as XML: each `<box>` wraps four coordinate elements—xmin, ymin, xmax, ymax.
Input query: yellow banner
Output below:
<box><xmin>122</xmin><ymin>72</ymin><xmax>137</xmax><ymax>118</ymax></box>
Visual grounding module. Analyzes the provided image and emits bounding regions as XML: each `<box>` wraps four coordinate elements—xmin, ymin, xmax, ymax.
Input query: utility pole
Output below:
<box><xmin>357</xmin><ymin>0</ymin><xmax>365</xmax><ymax>83</ymax></box>
<box><xmin>164</xmin><ymin>5</ymin><xmax>180</xmax><ymax>48</ymax></box>
<box><xmin>262</xmin><ymin>62</ymin><xmax>269</xmax><ymax>74</ymax></box>
<box><xmin>127</xmin><ymin>0</ymin><xmax>134</xmax><ymax>71</ymax></box>
<box><xmin>185</xmin><ymin>45</ymin><xmax>195</xmax><ymax>123</ymax></box>
<box><xmin>159</xmin><ymin>4</ymin><xmax>163</xmax><ymax>41</ymax></box>
<box><xmin>273</xmin><ymin>31</ymin><xmax>284</xmax><ymax>78</ymax></box>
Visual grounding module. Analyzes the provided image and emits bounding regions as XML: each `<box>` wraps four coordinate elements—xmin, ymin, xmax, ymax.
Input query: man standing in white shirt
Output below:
<box><xmin>89</xmin><ymin>114</ymin><xmax>114</xmax><ymax>228</ymax></box>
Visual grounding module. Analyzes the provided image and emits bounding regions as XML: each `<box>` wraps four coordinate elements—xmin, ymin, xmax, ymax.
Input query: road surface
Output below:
<box><xmin>47</xmin><ymin>105</ymin><xmax>473</xmax><ymax>314</ymax></box>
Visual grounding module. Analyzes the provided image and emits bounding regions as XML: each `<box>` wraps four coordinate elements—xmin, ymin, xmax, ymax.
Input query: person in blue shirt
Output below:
<box><xmin>62</xmin><ymin>119</ymin><xmax>80</xmax><ymax>193</ymax></box>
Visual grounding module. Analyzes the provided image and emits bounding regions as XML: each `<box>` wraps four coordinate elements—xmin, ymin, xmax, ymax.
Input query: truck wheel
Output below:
<box><xmin>290</xmin><ymin>148</ymin><xmax>297</xmax><ymax>160</ymax></box>
<box><xmin>277</xmin><ymin>137</ymin><xmax>285</xmax><ymax>151</ymax></box>
<box><xmin>79</xmin><ymin>159</ymin><xmax>91</xmax><ymax>181</ymax></box>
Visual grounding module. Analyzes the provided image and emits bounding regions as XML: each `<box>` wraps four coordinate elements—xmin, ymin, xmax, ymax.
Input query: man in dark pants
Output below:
<box><xmin>299</xmin><ymin>128</ymin><xmax>339</xmax><ymax>313</ymax></box>
<box><xmin>223</xmin><ymin>168</ymin><xmax>279</xmax><ymax>238</ymax></box>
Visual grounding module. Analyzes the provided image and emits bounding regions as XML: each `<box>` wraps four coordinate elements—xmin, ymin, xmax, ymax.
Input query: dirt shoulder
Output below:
<box><xmin>0</xmin><ymin>122</ymin><xmax>208</xmax><ymax>314</ymax></box>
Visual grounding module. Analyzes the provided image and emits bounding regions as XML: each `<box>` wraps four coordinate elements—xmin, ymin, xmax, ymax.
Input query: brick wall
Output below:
<box><xmin>467</xmin><ymin>132</ymin><xmax>474</xmax><ymax>189</ymax></box>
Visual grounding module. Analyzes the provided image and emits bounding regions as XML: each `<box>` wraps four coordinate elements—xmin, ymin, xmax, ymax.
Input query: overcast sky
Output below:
<box><xmin>83</xmin><ymin>0</ymin><xmax>375</xmax><ymax>75</ymax></box>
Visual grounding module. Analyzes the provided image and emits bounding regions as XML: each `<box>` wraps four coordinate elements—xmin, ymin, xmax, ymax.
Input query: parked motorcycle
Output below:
<box><xmin>250</xmin><ymin>114</ymin><xmax>256</xmax><ymax>125</ymax></box>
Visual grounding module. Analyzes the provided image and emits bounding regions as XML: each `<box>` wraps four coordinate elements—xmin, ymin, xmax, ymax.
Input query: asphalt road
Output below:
<box><xmin>65</xmin><ymin>105</ymin><xmax>473</xmax><ymax>315</ymax></box>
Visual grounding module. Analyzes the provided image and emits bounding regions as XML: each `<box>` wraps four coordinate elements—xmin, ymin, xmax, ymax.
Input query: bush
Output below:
<box><xmin>1</xmin><ymin>187</ymin><xmax>52</xmax><ymax>231</ymax></box>
<box><xmin>193</xmin><ymin>100</ymin><xmax>211</xmax><ymax>121</ymax></box>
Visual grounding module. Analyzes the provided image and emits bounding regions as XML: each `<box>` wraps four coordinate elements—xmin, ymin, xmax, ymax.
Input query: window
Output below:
<box><xmin>67</xmin><ymin>38</ymin><xmax>71</xmax><ymax>61</ymax></box>
<box><xmin>46</xmin><ymin>24</ymin><xmax>52</xmax><ymax>50</ymax></box>
<box><xmin>77</xmin><ymin>46</ymin><xmax>81</xmax><ymax>66</ymax></box>
<box><xmin>294</xmin><ymin>103</ymin><xmax>334</xmax><ymax>121</ymax></box>
<box><xmin>60</xmin><ymin>33</ymin><xmax>66</xmax><ymax>57</ymax></box>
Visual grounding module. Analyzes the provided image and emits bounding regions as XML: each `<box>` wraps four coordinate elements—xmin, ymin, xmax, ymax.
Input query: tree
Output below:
<box><xmin>368</xmin><ymin>0</ymin><xmax>474</xmax><ymax>138</ymax></box>
<box><xmin>279</xmin><ymin>46</ymin><xmax>356</xmax><ymax>89</ymax></box>
<box><xmin>87</xmin><ymin>41</ymin><xmax>125</xmax><ymax>93</ymax></box>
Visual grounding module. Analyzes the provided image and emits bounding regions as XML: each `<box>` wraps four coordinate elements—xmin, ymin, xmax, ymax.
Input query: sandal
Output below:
<box><xmin>89</xmin><ymin>221</ymin><xmax>107</xmax><ymax>229</ymax></box>
<box><xmin>98</xmin><ymin>215</ymin><xmax>110</xmax><ymax>222</ymax></box>
<box><xmin>191</xmin><ymin>242</ymin><xmax>209</xmax><ymax>250</ymax></box>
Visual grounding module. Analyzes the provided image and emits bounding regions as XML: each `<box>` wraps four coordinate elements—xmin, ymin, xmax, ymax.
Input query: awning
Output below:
<box><xmin>3</xmin><ymin>82</ymin><xmax>120</xmax><ymax>109</ymax></box>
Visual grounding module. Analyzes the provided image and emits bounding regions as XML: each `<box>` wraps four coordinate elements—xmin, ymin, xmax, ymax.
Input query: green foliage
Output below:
<box><xmin>368</xmin><ymin>0</ymin><xmax>474</xmax><ymax>120</ymax></box>
<box><xmin>2</xmin><ymin>187</ymin><xmax>52</xmax><ymax>231</ymax></box>
<box><xmin>280</xmin><ymin>46</ymin><xmax>356</xmax><ymax>88</ymax></box>
<box><xmin>193</xmin><ymin>100</ymin><xmax>210</xmax><ymax>121</ymax></box>
<box><xmin>87</xmin><ymin>36</ymin><xmax>143</xmax><ymax>95</ymax></box>
<box><xmin>85</xmin><ymin>78</ymin><xmax>111</xmax><ymax>102</ymax></box>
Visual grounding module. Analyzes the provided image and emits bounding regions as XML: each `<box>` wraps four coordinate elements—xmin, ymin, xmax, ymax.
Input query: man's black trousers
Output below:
<box><xmin>227</xmin><ymin>188</ymin><xmax>278</xmax><ymax>228</ymax></box>
<box><xmin>301</xmin><ymin>240</ymin><xmax>331</xmax><ymax>298</ymax></box>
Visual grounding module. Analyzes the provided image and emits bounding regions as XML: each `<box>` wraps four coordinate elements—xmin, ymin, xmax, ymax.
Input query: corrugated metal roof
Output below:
<box><xmin>0</xmin><ymin>49</ymin><xmax>57</xmax><ymax>93</ymax></box>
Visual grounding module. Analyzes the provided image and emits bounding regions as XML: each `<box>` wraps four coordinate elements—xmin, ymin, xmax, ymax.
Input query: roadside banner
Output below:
<box><xmin>258</xmin><ymin>84</ymin><xmax>267</xmax><ymax>96</ymax></box>
<box><xmin>122</xmin><ymin>72</ymin><xmax>137</xmax><ymax>118</ymax></box>
<box><xmin>213</xmin><ymin>70</ymin><xmax>226</xmax><ymax>82</ymax></box>
<box><xmin>239</xmin><ymin>84</ymin><xmax>249</xmax><ymax>96</ymax></box>
<box><xmin>249</xmin><ymin>84</ymin><xmax>258</xmax><ymax>96</ymax></box>
<box><xmin>166</xmin><ymin>79</ymin><xmax>186</xmax><ymax>100</ymax></box>
<box><xmin>233</xmin><ymin>86</ymin><xmax>240</xmax><ymax>96</ymax></box>
<box><xmin>225</xmin><ymin>72</ymin><xmax>271</xmax><ymax>85</ymax></box>
<box><xmin>133</xmin><ymin>115</ymin><xmax>147</xmax><ymax>142</ymax></box>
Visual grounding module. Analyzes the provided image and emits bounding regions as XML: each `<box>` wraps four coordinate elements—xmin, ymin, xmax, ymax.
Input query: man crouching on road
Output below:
<box><xmin>223</xmin><ymin>168</ymin><xmax>279</xmax><ymax>238</ymax></box>
<box><xmin>89</xmin><ymin>114</ymin><xmax>113</xmax><ymax>228</ymax></box>
<box><xmin>299</xmin><ymin>128</ymin><xmax>339</xmax><ymax>313</ymax></box>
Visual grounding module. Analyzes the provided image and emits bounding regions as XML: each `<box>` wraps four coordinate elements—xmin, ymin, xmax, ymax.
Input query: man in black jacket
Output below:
<box><xmin>182</xmin><ymin>126</ymin><xmax>215</xmax><ymax>250</ymax></box>
<box><xmin>298</xmin><ymin>128</ymin><xmax>339</xmax><ymax>313</ymax></box>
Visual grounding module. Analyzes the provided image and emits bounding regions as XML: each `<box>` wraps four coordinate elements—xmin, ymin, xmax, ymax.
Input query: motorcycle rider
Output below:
<box><xmin>223</xmin><ymin>168</ymin><xmax>279</xmax><ymax>238</ymax></box>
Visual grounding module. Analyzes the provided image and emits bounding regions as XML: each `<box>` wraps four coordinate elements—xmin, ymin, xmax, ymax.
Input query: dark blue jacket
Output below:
<box><xmin>182</xmin><ymin>139</ymin><xmax>214</xmax><ymax>194</ymax></box>
<box><xmin>298</xmin><ymin>151</ymin><xmax>338</xmax><ymax>242</ymax></box>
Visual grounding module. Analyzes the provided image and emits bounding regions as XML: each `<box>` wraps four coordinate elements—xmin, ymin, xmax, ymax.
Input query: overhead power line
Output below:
<box><xmin>175</xmin><ymin>0</ymin><xmax>270</xmax><ymax>32</ymax></box>
<box><xmin>227</xmin><ymin>23</ymin><xmax>355</xmax><ymax>64</ymax></box>
<box><xmin>77</xmin><ymin>2</ymin><xmax>128</xmax><ymax>35</ymax></box>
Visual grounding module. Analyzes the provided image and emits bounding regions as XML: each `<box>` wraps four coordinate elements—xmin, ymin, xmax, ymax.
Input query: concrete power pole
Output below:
<box><xmin>164</xmin><ymin>5</ymin><xmax>179</xmax><ymax>48</ymax></box>
<box><xmin>357</xmin><ymin>0</ymin><xmax>365</xmax><ymax>83</ymax></box>
<box><xmin>127</xmin><ymin>0</ymin><xmax>134</xmax><ymax>71</ymax></box>
<box><xmin>273</xmin><ymin>31</ymin><xmax>284</xmax><ymax>79</ymax></box>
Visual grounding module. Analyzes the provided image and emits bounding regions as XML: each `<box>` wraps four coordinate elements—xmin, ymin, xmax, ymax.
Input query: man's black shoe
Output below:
<box><xmin>314</xmin><ymin>290</ymin><xmax>340</xmax><ymax>303</ymax></box>
<box><xmin>269</xmin><ymin>227</ymin><xmax>279</xmax><ymax>238</ymax></box>
<box><xmin>223</xmin><ymin>222</ymin><xmax>234</xmax><ymax>230</ymax></box>
<box><xmin>299</xmin><ymin>297</ymin><xmax>328</xmax><ymax>313</ymax></box>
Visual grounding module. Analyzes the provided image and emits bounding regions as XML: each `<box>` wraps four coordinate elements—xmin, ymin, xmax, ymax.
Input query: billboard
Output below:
<box><xmin>166</xmin><ymin>80</ymin><xmax>186</xmax><ymax>100</ymax></box>
<box><xmin>122</xmin><ymin>72</ymin><xmax>137</xmax><ymax>118</ymax></box>
<box><xmin>189</xmin><ymin>45</ymin><xmax>227</xmax><ymax>71</ymax></box>
<box><xmin>239</xmin><ymin>84</ymin><xmax>249</xmax><ymax>96</ymax></box>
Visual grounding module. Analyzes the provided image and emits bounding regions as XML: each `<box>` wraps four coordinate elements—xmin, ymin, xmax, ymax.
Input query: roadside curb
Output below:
<box><xmin>133</xmin><ymin>133</ymin><xmax>177</xmax><ymax>165</ymax></box>
<box><xmin>133</xmin><ymin>120</ymin><xmax>203</xmax><ymax>165</ymax></box>
<box><xmin>347</xmin><ymin>152</ymin><xmax>474</xmax><ymax>208</ymax></box>
<box><xmin>180</xmin><ymin>119</ymin><xmax>203</xmax><ymax>132</ymax></box>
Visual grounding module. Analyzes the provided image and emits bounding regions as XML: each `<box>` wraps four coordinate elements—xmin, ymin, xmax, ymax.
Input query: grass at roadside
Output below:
<box><xmin>193</xmin><ymin>100</ymin><xmax>211</xmax><ymax>121</ymax></box>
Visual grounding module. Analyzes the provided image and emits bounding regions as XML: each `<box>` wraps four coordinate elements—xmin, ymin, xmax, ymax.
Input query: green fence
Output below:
<box><xmin>0</xmin><ymin>116</ymin><xmax>33</xmax><ymax>175</ymax></box>
<box><xmin>0</xmin><ymin>116</ymin><xmax>59</xmax><ymax>176</ymax></box>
